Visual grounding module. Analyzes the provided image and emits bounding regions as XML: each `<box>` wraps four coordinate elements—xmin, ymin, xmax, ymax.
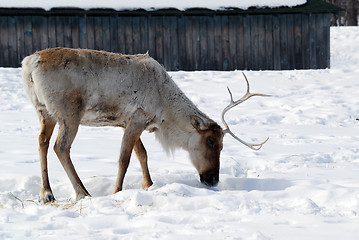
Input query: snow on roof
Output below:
<box><xmin>0</xmin><ymin>0</ymin><xmax>307</xmax><ymax>11</ymax></box>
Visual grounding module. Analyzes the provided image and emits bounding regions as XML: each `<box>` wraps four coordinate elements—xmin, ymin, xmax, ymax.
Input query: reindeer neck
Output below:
<box><xmin>154</xmin><ymin>73</ymin><xmax>211</xmax><ymax>152</ymax></box>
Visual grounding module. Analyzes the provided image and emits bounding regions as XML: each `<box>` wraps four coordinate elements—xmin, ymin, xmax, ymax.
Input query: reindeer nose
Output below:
<box><xmin>200</xmin><ymin>173</ymin><xmax>219</xmax><ymax>187</ymax></box>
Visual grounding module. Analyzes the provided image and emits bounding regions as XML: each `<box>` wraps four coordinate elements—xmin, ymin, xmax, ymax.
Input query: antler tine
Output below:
<box><xmin>227</xmin><ymin>86</ymin><xmax>234</xmax><ymax>103</ymax></box>
<box><xmin>221</xmin><ymin>73</ymin><xmax>270</xmax><ymax>151</ymax></box>
<box><xmin>227</xmin><ymin>130</ymin><xmax>269</xmax><ymax>150</ymax></box>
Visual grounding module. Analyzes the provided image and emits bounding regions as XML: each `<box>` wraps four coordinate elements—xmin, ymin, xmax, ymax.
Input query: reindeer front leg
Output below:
<box><xmin>134</xmin><ymin>138</ymin><xmax>153</xmax><ymax>189</ymax></box>
<box><xmin>113</xmin><ymin>109</ymin><xmax>149</xmax><ymax>193</ymax></box>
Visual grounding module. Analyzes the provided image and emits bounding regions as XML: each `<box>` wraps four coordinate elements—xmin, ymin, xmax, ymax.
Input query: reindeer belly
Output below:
<box><xmin>80</xmin><ymin>99</ymin><xmax>129</xmax><ymax>127</ymax></box>
<box><xmin>81</xmin><ymin>110</ymin><xmax>126</xmax><ymax>127</ymax></box>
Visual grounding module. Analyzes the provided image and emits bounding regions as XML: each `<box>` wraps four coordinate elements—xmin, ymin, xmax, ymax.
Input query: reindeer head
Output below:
<box><xmin>189</xmin><ymin>115</ymin><xmax>224</xmax><ymax>186</ymax></box>
<box><xmin>189</xmin><ymin>73</ymin><xmax>270</xmax><ymax>187</ymax></box>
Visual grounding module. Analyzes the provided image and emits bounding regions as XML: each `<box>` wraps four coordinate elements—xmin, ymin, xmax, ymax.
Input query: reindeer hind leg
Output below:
<box><xmin>37</xmin><ymin>109</ymin><xmax>57</xmax><ymax>203</ymax></box>
<box><xmin>54</xmin><ymin>119</ymin><xmax>91</xmax><ymax>201</ymax></box>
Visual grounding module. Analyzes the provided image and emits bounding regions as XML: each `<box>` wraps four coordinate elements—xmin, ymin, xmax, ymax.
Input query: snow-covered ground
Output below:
<box><xmin>1</xmin><ymin>27</ymin><xmax>359</xmax><ymax>239</ymax></box>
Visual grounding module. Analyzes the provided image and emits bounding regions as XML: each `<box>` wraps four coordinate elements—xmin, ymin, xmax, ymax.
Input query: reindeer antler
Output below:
<box><xmin>221</xmin><ymin>73</ymin><xmax>271</xmax><ymax>150</ymax></box>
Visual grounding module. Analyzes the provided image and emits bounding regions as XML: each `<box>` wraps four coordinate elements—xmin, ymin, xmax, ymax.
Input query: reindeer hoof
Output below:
<box><xmin>40</xmin><ymin>189</ymin><xmax>55</xmax><ymax>203</ymax></box>
<box><xmin>142</xmin><ymin>179</ymin><xmax>153</xmax><ymax>190</ymax></box>
<box><xmin>76</xmin><ymin>192</ymin><xmax>91</xmax><ymax>201</ymax></box>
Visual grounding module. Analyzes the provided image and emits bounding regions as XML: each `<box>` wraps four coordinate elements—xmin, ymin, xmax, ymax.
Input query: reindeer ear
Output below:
<box><xmin>190</xmin><ymin>115</ymin><xmax>208</xmax><ymax>131</ymax></box>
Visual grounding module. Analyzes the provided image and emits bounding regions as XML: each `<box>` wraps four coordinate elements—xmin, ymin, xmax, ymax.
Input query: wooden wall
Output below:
<box><xmin>0</xmin><ymin>12</ymin><xmax>331</xmax><ymax>70</ymax></box>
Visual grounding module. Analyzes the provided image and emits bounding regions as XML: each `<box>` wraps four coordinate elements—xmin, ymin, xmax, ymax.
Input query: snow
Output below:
<box><xmin>0</xmin><ymin>0</ymin><xmax>307</xmax><ymax>11</ymax></box>
<box><xmin>1</xmin><ymin>26</ymin><xmax>359</xmax><ymax>239</ymax></box>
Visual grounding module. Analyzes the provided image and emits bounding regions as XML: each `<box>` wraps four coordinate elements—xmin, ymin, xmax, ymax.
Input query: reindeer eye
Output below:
<box><xmin>206</xmin><ymin>137</ymin><xmax>215</xmax><ymax>149</ymax></box>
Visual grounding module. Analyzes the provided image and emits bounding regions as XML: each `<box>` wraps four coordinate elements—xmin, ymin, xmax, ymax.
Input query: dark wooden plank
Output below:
<box><xmin>154</xmin><ymin>16</ymin><xmax>164</xmax><ymax>65</ymax></box>
<box><xmin>139</xmin><ymin>16</ymin><xmax>149</xmax><ymax>54</ymax></box>
<box><xmin>228</xmin><ymin>15</ymin><xmax>238</xmax><ymax>70</ymax></box>
<box><xmin>272</xmin><ymin>14</ymin><xmax>280</xmax><ymax>70</ymax></box>
<box><xmin>40</xmin><ymin>16</ymin><xmax>49</xmax><ymax>50</ymax></box>
<box><xmin>55</xmin><ymin>16</ymin><xmax>64</xmax><ymax>47</ymax></box>
<box><xmin>48</xmin><ymin>16</ymin><xmax>57</xmax><ymax>48</ymax></box>
<box><xmin>243</xmin><ymin>14</ymin><xmax>251</xmax><ymax>70</ymax></box>
<box><xmin>235</xmin><ymin>15</ymin><xmax>244</xmax><ymax>70</ymax></box>
<box><xmin>147</xmin><ymin>16</ymin><xmax>155</xmax><ymax>57</ymax></box>
<box><xmin>86</xmin><ymin>16</ymin><xmax>95</xmax><ymax>49</ymax></box>
<box><xmin>102</xmin><ymin>16</ymin><xmax>111</xmax><ymax>52</ymax></box>
<box><xmin>117</xmin><ymin>16</ymin><xmax>127</xmax><ymax>53</ymax></box>
<box><xmin>31</xmin><ymin>16</ymin><xmax>47</xmax><ymax>52</ymax></box>
<box><xmin>221</xmin><ymin>15</ymin><xmax>230</xmax><ymax>70</ymax></box>
<box><xmin>287</xmin><ymin>14</ymin><xmax>295</xmax><ymax>69</ymax></box>
<box><xmin>24</xmin><ymin>16</ymin><xmax>33</xmax><ymax>57</ymax></box>
<box><xmin>124</xmin><ymin>17</ymin><xmax>133</xmax><ymax>54</ymax></box>
<box><xmin>316</xmin><ymin>14</ymin><xmax>329</xmax><ymax>69</ymax></box>
<box><xmin>279</xmin><ymin>14</ymin><xmax>289</xmax><ymax>70</ymax></box>
<box><xmin>213</xmin><ymin>16</ymin><xmax>222</xmax><ymax>70</ymax></box>
<box><xmin>199</xmin><ymin>16</ymin><xmax>208</xmax><ymax>70</ymax></box>
<box><xmin>8</xmin><ymin>16</ymin><xmax>18</xmax><ymax>66</ymax></box>
<box><xmin>109</xmin><ymin>15</ymin><xmax>118</xmax><ymax>53</ymax></box>
<box><xmin>184</xmin><ymin>16</ymin><xmax>193</xmax><ymax>70</ymax></box>
<box><xmin>192</xmin><ymin>16</ymin><xmax>200</xmax><ymax>70</ymax></box>
<box><xmin>206</xmin><ymin>16</ymin><xmax>215</xmax><ymax>70</ymax></box>
<box><xmin>63</xmin><ymin>16</ymin><xmax>72</xmax><ymax>48</ymax></box>
<box><xmin>264</xmin><ymin>15</ymin><xmax>273</xmax><ymax>69</ymax></box>
<box><xmin>301</xmin><ymin>14</ymin><xmax>310</xmax><ymax>69</ymax></box>
<box><xmin>132</xmin><ymin>16</ymin><xmax>141</xmax><ymax>54</ymax></box>
<box><xmin>0</xmin><ymin>17</ymin><xmax>8</xmax><ymax>66</ymax></box>
<box><xmin>94</xmin><ymin>17</ymin><xmax>103</xmax><ymax>50</ymax></box>
<box><xmin>78</xmin><ymin>15</ymin><xmax>87</xmax><ymax>49</ymax></box>
<box><xmin>257</xmin><ymin>15</ymin><xmax>266</xmax><ymax>70</ymax></box>
<box><xmin>71</xmin><ymin>16</ymin><xmax>80</xmax><ymax>49</ymax></box>
<box><xmin>250</xmin><ymin>15</ymin><xmax>259</xmax><ymax>70</ymax></box>
<box><xmin>323</xmin><ymin>14</ymin><xmax>331</xmax><ymax>68</ymax></box>
<box><xmin>169</xmin><ymin>16</ymin><xmax>179</xmax><ymax>70</ymax></box>
<box><xmin>31</xmin><ymin>16</ymin><xmax>42</xmax><ymax>52</ymax></box>
<box><xmin>315</xmin><ymin>14</ymin><xmax>324</xmax><ymax>69</ymax></box>
<box><xmin>308</xmin><ymin>13</ymin><xmax>317</xmax><ymax>69</ymax></box>
<box><xmin>15</xmin><ymin>16</ymin><xmax>25</xmax><ymax>63</ymax></box>
<box><xmin>294</xmin><ymin>14</ymin><xmax>303</xmax><ymax>69</ymax></box>
<box><xmin>162</xmin><ymin>16</ymin><xmax>172</xmax><ymax>70</ymax></box>
<box><xmin>177</xmin><ymin>16</ymin><xmax>186</xmax><ymax>70</ymax></box>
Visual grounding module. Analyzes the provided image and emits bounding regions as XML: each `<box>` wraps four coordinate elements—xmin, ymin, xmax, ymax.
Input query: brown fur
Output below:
<box><xmin>64</xmin><ymin>89</ymin><xmax>84</xmax><ymax>113</ymax></box>
<box><xmin>199</xmin><ymin>123</ymin><xmax>223</xmax><ymax>172</ymax></box>
<box><xmin>37</xmin><ymin>48</ymin><xmax>149</xmax><ymax>71</ymax></box>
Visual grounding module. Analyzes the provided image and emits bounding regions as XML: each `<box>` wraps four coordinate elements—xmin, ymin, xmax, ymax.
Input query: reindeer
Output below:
<box><xmin>21</xmin><ymin>48</ymin><xmax>269</xmax><ymax>203</ymax></box>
